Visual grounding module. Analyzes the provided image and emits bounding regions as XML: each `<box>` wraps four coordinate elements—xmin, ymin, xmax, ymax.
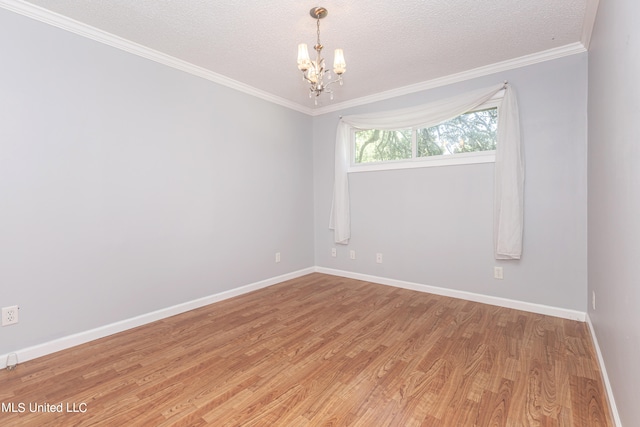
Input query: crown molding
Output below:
<box><xmin>581</xmin><ymin>0</ymin><xmax>600</xmax><ymax>49</ymax></box>
<box><xmin>2</xmin><ymin>0</ymin><xmax>587</xmax><ymax>117</ymax></box>
<box><xmin>312</xmin><ymin>42</ymin><xmax>588</xmax><ymax>116</ymax></box>
<box><xmin>0</xmin><ymin>0</ymin><xmax>314</xmax><ymax>115</ymax></box>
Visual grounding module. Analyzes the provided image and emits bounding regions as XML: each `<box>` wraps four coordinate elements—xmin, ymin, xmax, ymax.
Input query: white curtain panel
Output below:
<box><xmin>330</xmin><ymin>83</ymin><xmax>524</xmax><ymax>259</ymax></box>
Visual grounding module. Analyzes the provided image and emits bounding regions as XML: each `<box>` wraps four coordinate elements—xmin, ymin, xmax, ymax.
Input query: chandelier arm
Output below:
<box><xmin>322</xmin><ymin>73</ymin><xmax>343</xmax><ymax>88</ymax></box>
<box><xmin>300</xmin><ymin>72</ymin><xmax>314</xmax><ymax>84</ymax></box>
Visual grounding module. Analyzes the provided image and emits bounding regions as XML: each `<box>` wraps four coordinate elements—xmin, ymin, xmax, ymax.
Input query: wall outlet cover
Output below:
<box><xmin>2</xmin><ymin>306</ymin><xmax>19</xmax><ymax>326</ymax></box>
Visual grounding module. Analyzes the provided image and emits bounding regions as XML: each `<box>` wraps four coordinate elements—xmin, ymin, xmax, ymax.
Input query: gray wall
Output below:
<box><xmin>0</xmin><ymin>9</ymin><xmax>314</xmax><ymax>355</ymax></box>
<box><xmin>588</xmin><ymin>0</ymin><xmax>640</xmax><ymax>424</ymax></box>
<box><xmin>314</xmin><ymin>54</ymin><xmax>588</xmax><ymax>311</ymax></box>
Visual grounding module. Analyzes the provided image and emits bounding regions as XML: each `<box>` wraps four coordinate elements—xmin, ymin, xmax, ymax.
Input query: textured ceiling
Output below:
<box><xmin>10</xmin><ymin>0</ymin><xmax>594</xmax><ymax>111</ymax></box>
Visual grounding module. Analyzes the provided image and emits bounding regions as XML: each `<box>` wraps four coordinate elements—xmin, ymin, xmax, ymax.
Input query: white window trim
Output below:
<box><xmin>348</xmin><ymin>150</ymin><xmax>495</xmax><ymax>173</ymax></box>
<box><xmin>348</xmin><ymin>97</ymin><xmax>502</xmax><ymax>173</ymax></box>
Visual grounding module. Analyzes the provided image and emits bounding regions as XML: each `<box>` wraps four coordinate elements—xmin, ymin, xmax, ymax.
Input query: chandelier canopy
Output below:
<box><xmin>297</xmin><ymin>7</ymin><xmax>346</xmax><ymax>104</ymax></box>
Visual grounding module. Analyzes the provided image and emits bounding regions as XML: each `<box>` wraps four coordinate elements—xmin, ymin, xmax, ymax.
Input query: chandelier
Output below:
<box><xmin>297</xmin><ymin>7</ymin><xmax>346</xmax><ymax>104</ymax></box>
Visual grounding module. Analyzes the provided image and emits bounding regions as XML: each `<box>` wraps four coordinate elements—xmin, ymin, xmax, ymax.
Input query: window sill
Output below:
<box><xmin>348</xmin><ymin>151</ymin><xmax>496</xmax><ymax>173</ymax></box>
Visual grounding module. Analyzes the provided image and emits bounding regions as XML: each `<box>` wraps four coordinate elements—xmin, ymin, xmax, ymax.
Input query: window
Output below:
<box><xmin>350</xmin><ymin>100</ymin><xmax>499</xmax><ymax>171</ymax></box>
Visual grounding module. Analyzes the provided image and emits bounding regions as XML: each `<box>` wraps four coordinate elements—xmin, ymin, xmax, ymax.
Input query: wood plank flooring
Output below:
<box><xmin>0</xmin><ymin>273</ymin><xmax>612</xmax><ymax>426</ymax></box>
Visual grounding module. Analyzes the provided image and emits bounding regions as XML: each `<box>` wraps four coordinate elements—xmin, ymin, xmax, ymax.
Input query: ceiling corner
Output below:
<box><xmin>581</xmin><ymin>0</ymin><xmax>600</xmax><ymax>49</ymax></box>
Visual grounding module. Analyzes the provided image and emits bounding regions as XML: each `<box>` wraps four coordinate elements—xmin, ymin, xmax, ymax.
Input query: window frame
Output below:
<box><xmin>348</xmin><ymin>97</ymin><xmax>502</xmax><ymax>173</ymax></box>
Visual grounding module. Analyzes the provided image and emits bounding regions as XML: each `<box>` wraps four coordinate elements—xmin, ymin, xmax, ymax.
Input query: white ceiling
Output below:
<box><xmin>4</xmin><ymin>0</ymin><xmax>598</xmax><ymax>113</ymax></box>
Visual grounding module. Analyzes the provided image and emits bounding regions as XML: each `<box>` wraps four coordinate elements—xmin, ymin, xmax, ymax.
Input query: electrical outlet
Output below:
<box><xmin>592</xmin><ymin>291</ymin><xmax>596</xmax><ymax>310</ymax></box>
<box><xmin>350</xmin><ymin>250</ymin><xmax>356</xmax><ymax>260</ymax></box>
<box><xmin>494</xmin><ymin>266</ymin><xmax>504</xmax><ymax>280</ymax></box>
<box><xmin>376</xmin><ymin>253</ymin><xmax>383</xmax><ymax>264</ymax></box>
<box><xmin>275</xmin><ymin>252</ymin><xmax>281</xmax><ymax>263</ymax></box>
<box><xmin>331</xmin><ymin>248</ymin><xmax>337</xmax><ymax>257</ymax></box>
<box><xmin>2</xmin><ymin>306</ymin><xmax>19</xmax><ymax>326</ymax></box>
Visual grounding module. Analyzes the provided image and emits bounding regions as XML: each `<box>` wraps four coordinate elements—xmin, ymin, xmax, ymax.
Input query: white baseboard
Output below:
<box><xmin>1</xmin><ymin>266</ymin><xmax>587</xmax><ymax>370</ymax></box>
<box><xmin>320</xmin><ymin>267</ymin><xmax>624</xmax><ymax>423</ymax></box>
<box><xmin>0</xmin><ymin>267</ymin><xmax>314</xmax><ymax>369</ymax></box>
<box><xmin>3</xmin><ymin>267</ymin><xmax>617</xmax><ymax>422</ymax></box>
<box><xmin>314</xmin><ymin>267</ymin><xmax>586</xmax><ymax>321</ymax></box>
<box><xmin>586</xmin><ymin>314</ymin><xmax>622</xmax><ymax>427</ymax></box>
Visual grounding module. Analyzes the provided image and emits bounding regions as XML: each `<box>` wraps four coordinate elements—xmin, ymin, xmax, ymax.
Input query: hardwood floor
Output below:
<box><xmin>0</xmin><ymin>273</ymin><xmax>612</xmax><ymax>426</ymax></box>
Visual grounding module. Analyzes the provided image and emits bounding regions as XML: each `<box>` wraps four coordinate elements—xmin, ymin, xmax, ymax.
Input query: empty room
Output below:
<box><xmin>0</xmin><ymin>0</ymin><xmax>637</xmax><ymax>425</ymax></box>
